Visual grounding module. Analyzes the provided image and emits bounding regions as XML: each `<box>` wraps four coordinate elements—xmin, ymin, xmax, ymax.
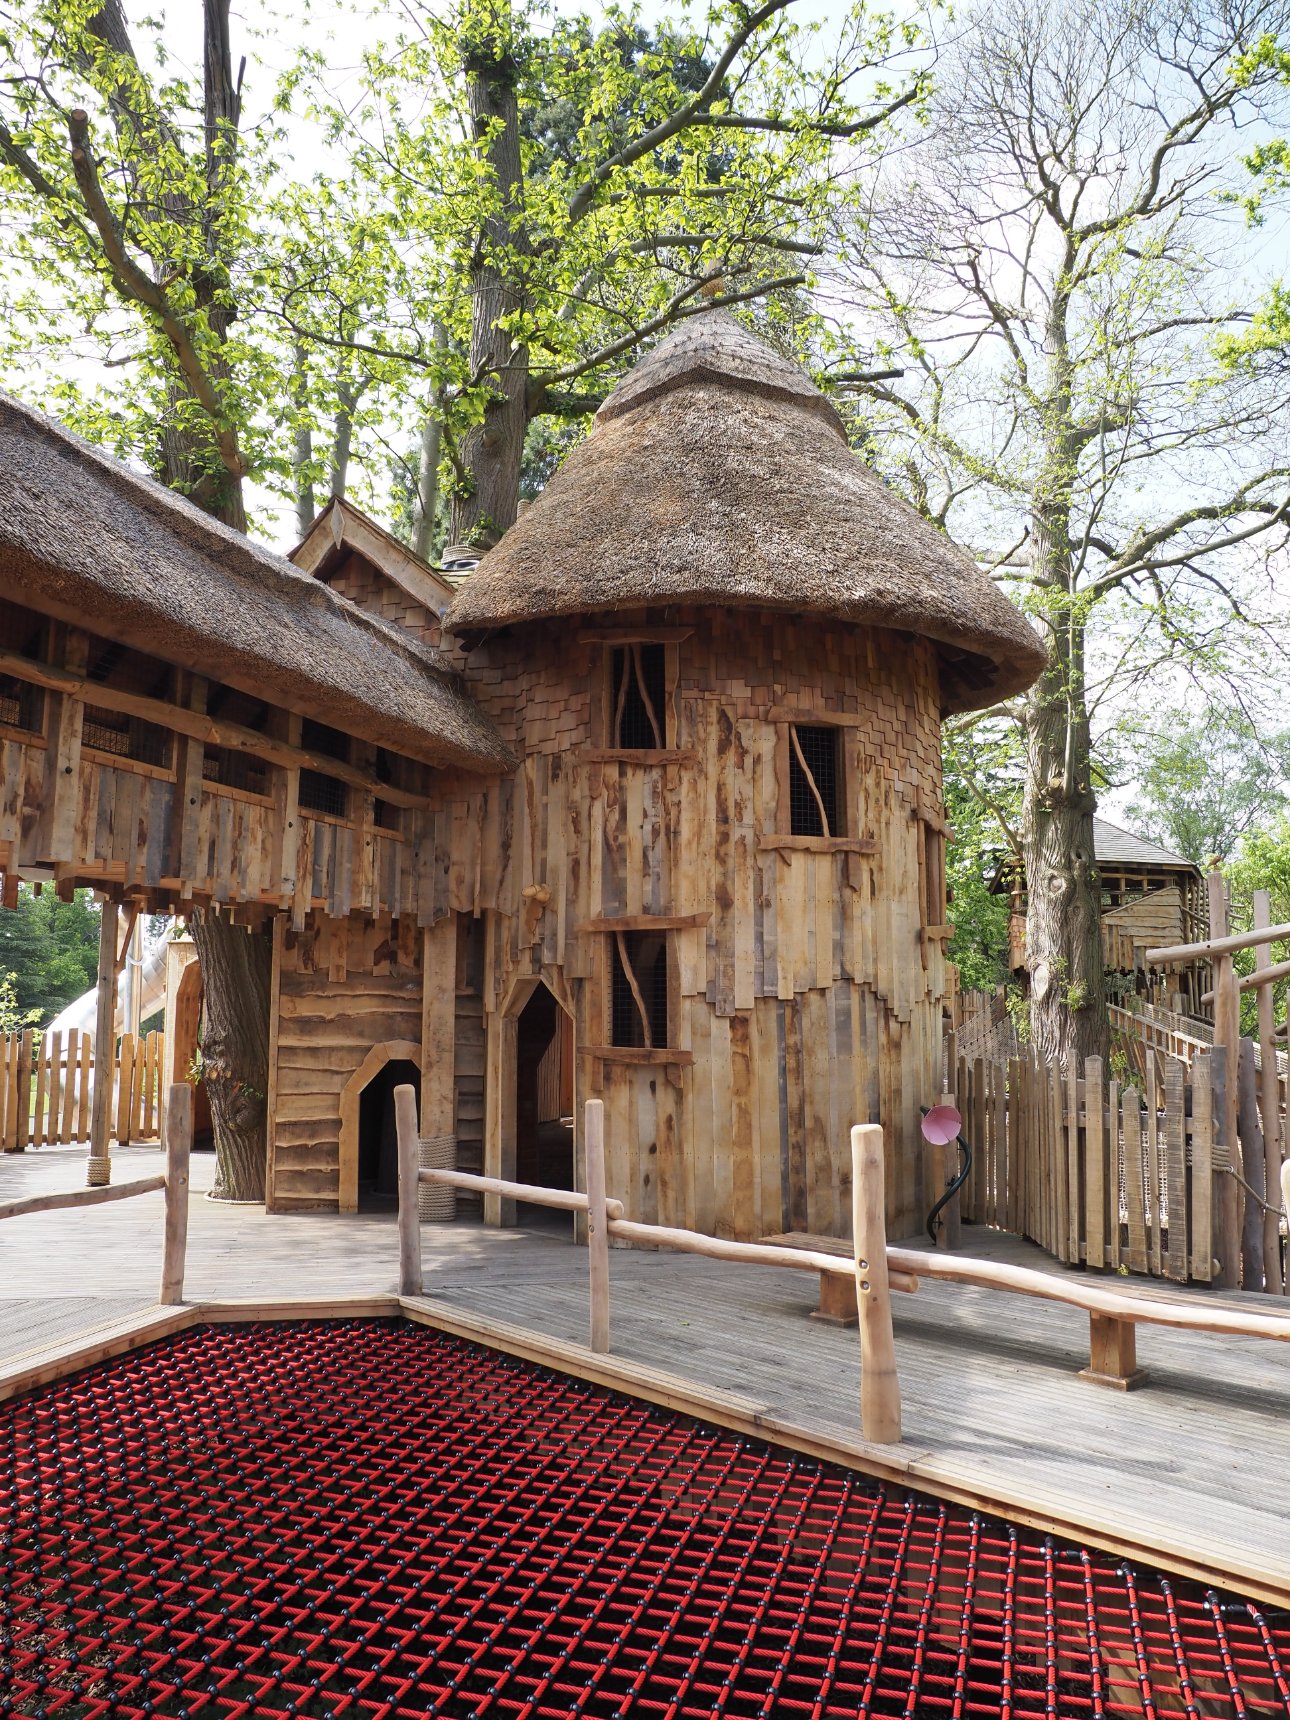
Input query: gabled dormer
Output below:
<box><xmin>291</xmin><ymin>497</ymin><xmax>456</xmax><ymax>649</ymax></box>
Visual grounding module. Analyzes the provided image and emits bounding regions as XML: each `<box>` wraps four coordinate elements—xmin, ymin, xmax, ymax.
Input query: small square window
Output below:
<box><xmin>0</xmin><ymin>673</ymin><xmax>42</xmax><ymax>735</ymax></box>
<box><xmin>203</xmin><ymin>746</ymin><xmax>270</xmax><ymax>797</ymax></box>
<box><xmin>610</xmin><ymin>643</ymin><xmax>667</xmax><ymax>749</ymax></box>
<box><xmin>299</xmin><ymin>769</ymin><xmax>348</xmax><ymax>818</ymax></box>
<box><xmin>610</xmin><ymin>931</ymin><xmax>669</xmax><ymax>1048</ymax></box>
<box><xmin>789</xmin><ymin>725</ymin><xmax>842</xmax><ymax>837</ymax></box>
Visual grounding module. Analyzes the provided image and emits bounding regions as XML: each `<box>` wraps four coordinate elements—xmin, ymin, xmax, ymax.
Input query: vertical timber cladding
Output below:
<box><xmin>459</xmin><ymin>606</ymin><xmax>949</xmax><ymax>1241</ymax></box>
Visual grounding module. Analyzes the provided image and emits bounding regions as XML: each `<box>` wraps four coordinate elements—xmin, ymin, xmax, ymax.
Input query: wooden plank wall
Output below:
<box><xmin>267</xmin><ymin>913</ymin><xmax>423</xmax><ymax>1210</ymax></box>
<box><xmin>0</xmin><ymin>1026</ymin><xmax>162</xmax><ymax>1150</ymax></box>
<box><xmin>448</xmin><ymin>608</ymin><xmax>950</xmax><ymax>1241</ymax></box>
<box><xmin>0</xmin><ymin>636</ymin><xmax>446</xmax><ymax>927</ymax></box>
<box><xmin>947</xmin><ymin>1042</ymin><xmax>1225</xmax><ymax>1285</ymax></box>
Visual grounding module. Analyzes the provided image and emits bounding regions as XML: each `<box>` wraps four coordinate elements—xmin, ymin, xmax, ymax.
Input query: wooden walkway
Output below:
<box><xmin>2</xmin><ymin>1143</ymin><xmax>1288</xmax><ymax>1604</ymax></box>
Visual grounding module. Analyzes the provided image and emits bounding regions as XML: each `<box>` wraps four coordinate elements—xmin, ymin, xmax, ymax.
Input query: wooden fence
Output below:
<box><xmin>947</xmin><ymin>1042</ymin><xmax>1224</xmax><ymax>1284</ymax></box>
<box><xmin>0</xmin><ymin>1029</ymin><xmax>165</xmax><ymax>1152</ymax></box>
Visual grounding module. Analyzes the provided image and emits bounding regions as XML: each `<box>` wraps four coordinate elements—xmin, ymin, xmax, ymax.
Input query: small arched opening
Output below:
<box><xmin>337</xmin><ymin>1039</ymin><xmax>421</xmax><ymax>1214</ymax></box>
<box><xmin>357</xmin><ymin>1058</ymin><xmax>421</xmax><ymax>1211</ymax></box>
<box><xmin>514</xmin><ymin>980</ymin><xmax>574</xmax><ymax>1227</ymax></box>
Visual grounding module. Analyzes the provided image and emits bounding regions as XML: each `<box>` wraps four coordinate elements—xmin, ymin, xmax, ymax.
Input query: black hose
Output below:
<box><xmin>921</xmin><ymin>1104</ymin><xmax>974</xmax><ymax>1245</ymax></box>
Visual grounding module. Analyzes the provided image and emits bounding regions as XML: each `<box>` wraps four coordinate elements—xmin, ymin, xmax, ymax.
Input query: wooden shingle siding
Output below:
<box><xmin>446</xmin><ymin>608</ymin><xmax>949</xmax><ymax>1241</ymax></box>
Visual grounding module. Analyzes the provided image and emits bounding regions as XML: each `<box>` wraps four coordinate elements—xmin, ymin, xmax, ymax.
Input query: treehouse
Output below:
<box><xmin>440</xmin><ymin>312</ymin><xmax>1046</xmax><ymax>1241</ymax></box>
<box><xmin>0</xmin><ymin>312</ymin><xmax>1046</xmax><ymax>1242</ymax></box>
<box><xmin>0</xmin><ymin>389</ymin><xmax>511</xmax><ymax>1202</ymax></box>
<box><xmin>992</xmin><ymin>818</ymin><xmax>1210</xmax><ymax>1017</ymax></box>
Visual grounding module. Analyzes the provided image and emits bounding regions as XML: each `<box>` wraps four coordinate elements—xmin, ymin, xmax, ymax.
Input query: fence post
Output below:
<box><xmin>159</xmin><ymin>1083</ymin><xmax>192</xmax><ymax>1306</ymax></box>
<box><xmin>851</xmin><ymin>1123</ymin><xmax>901</xmax><ymax>1444</ymax></box>
<box><xmin>585</xmin><ymin>1099</ymin><xmax>610</xmax><ymax>1354</ymax></box>
<box><xmin>395</xmin><ymin>1083</ymin><xmax>423</xmax><ymax>1297</ymax></box>
<box><xmin>87</xmin><ymin>896</ymin><xmax>118</xmax><ymax>1187</ymax></box>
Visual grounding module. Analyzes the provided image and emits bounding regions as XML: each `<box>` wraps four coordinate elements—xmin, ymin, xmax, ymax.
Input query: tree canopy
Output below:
<box><xmin>0</xmin><ymin>887</ymin><xmax>100</xmax><ymax>1030</ymax></box>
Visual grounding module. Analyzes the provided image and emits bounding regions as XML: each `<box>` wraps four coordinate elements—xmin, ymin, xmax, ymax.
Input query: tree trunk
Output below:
<box><xmin>188</xmin><ymin>908</ymin><xmax>271</xmax><ymax>1201</ymax></box>
<box><xmin>1021</xmin><ymin>503</ymin><xmax>1107</xmax><ymax>1071</ymax></box>
<box><xmin>412</xmin><ymin>322</ymin><xmax>449</xmax><ymax>562</ymax></box>
<box><xmin>450</xmin><ymin>0</ymin><xmax>529</xmax><ymax>549</ymax></box>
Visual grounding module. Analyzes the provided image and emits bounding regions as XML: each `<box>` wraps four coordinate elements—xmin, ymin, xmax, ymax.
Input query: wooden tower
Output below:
<box><xmin>443</xmin><ymin>312</ymin><xmax>1045</xmax><ymax>1241</ymax></box>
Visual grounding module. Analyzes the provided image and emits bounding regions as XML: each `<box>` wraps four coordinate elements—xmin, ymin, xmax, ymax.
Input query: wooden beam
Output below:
<box><xmin>1201</xmin><ymin>954</ymin><xmax>1290</xmax><ymax>1001</ymax></box>
<box><xmin>576</xmin><ymin>913</ymin><xmax>712</xmax><ymax>933</ymax></box>
<box><xmin>757</xmin><ymin>836</ymin><xmax>878</xmax><ymax>855</ymax></box>
<box><xmin>0</xmin><ymin>648</ymin><xmax>431</xmax><ymax>809</ymax></box>
<box><xmin>1147</xmin><ymin>922</ymin><xmax>1290</xmax><ymax>966</ymax></box>
<box><xmin>0</xmin><ymin>1175</ymin><xmax>165</xmax><ymax>1222</ymax></box>
<box><xmin>159</xmin><ymin>1084</ymin><xmax>192</xmax><ymax>1305</ymax></box>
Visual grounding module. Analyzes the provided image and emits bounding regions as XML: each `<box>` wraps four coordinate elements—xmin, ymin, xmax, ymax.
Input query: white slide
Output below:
<box><xmin>44</xmin><ymin>931</ymin><xmax>170</xmax><ymax>1046</ymax></box>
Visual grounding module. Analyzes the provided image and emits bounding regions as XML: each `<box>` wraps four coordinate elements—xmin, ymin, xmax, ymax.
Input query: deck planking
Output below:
<box><xmin>1</xmin><ymin>1143</ymin><xmax>1288</xmax><ymax>1602</ymax></box>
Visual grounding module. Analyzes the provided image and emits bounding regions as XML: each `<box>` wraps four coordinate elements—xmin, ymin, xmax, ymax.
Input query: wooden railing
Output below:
<box><xmin>0</xmin><ymin>1084</ymin><xmax>192</xmax><ymax>1303</ymax></box>
<box><xmin>394</xmin><ymin>1089</ymin><xmax>1290</xmax><ymax>1436</ymax></box>
<box><xmin>394</xmin><ymin>1086</ymin><xmax>906</xmax><ymax>1445</ymax></box>
<box><xmin>0</xmin><ymin>1028</ymin><xmax>165</xmax><ymax>1152</ymax></box>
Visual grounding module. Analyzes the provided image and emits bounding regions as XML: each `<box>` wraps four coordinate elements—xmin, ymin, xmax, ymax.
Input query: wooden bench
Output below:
<box><xmin>760</xmin><ymin>1232</ymin><xmax>862</xmax><ymax>1325</ymax></box>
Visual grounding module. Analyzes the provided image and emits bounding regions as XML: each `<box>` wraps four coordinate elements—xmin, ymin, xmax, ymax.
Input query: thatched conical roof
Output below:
<box><xmin>446</xmin><ymin>311</ymin><xmax>1046</xmax><ymax>713</ymax></box>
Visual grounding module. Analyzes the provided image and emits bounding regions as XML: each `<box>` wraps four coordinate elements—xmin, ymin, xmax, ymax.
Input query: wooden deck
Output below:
<box><xmin>2</xmin><ymin>1142</ymin><xmax>1288</xmax><ymax>1605</ymax></box>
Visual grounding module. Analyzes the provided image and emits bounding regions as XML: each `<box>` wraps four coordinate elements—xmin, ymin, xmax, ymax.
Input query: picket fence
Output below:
<box><xmin>946</xmin><ymin>1037</ymin><xmax>1224</xmax><ymax>1284</ymax></box>
<box><xmin>0</xmin><ymin>1028</ymin><xmax>166</xmax><ymax>1151</ymax></box>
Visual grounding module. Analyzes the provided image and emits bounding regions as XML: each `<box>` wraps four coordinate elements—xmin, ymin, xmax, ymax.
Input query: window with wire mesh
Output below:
<box><xmin>610</xmin><ymin>644</ymin><xmax>667</xmax><ymax>749</ymax></box>
<box><xmin>789</xmin><ymin>725</ymin><xmax>842</xmax><ymax>837</ymax></box>
<box><xmin>0</xmin><ymin>672</ymin><xmax>42</xmax><ymax>735</ymax></box>
<box><xmin>610</xmin><ymin>931</ymin><xmax>669</xmax><ymax>1049</ymax></box>
<box><xmin>373</xmin><ymin>799</ymin><xmax>402</xmax><ymax>832</ymax></box>
<box><xmin>202</xmin><ymin>746</ymin><xmax>270</xmax><ymax>798</ymax></box>
<box><xmin>298</xmin><ymin>769</ymin><xmax>349</xmax><ymax>819</ymax></box>
<box><xmin>82</xmin><ymin>705</ymin><xmax>171</xmax><ymax>768</ymax></box>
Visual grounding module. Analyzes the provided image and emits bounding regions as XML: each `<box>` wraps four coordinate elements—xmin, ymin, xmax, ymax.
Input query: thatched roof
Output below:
<box><xmin>446</xmin><ymin>312</ymin><xmax>1047</xmax><ymax>713</ymax></box>
<box><xmin>0</xmin><ymin>391</ymin><xmax>510</xmax><ymax>773</ymax></box>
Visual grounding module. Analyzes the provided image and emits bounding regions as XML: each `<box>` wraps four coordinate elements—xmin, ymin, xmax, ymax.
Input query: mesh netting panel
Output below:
<box><xmin>1</xmin><ymin>1319</ymin><xmax>1286</xmax><ymax>1719</ymax></box>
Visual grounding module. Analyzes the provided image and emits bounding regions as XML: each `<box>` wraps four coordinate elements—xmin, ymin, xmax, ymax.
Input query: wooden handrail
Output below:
<box><xmin>1148</xmin><ymin>923</ymin><xmax>1290</xmax><ymax>965</ymax></box>
<box><xmin>1201</xmin><ymin>956</ymin><xmax>1290</xmax><ymax>1003</ymax></box>
<box><xmin>603</xmin><ymin>1218</ymin><xmax>919</xmax><ymax>1294</ymax></box>
<box><xmin>0</xmin><ymin>1080</ymin><xmax>192</xmax><ymax>1306</ymax></box>
<box><xmin>420</xmin><ymin>1166</ymin><xmax>625</xmax><ymax>1220</ymax></box>
<box><xmin>0</xmin><ymin>1176</ymin><xmax>165</xmax><ymax>1222</ymax></box>
<box><xmin>887</xmin><ymin>1244</ymin><xmax>1290</xmax><ymax>1342</ymax></box>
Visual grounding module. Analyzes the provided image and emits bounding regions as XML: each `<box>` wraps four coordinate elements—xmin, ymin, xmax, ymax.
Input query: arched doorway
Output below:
<box><xmin>515</xmin><ymin>981</ymin><xmax>574</xmax><ymax>1225</ymax></box>
<box><xmin>357</xmin><ymin>1058</ymin><xmax>420</xmax><ymax>1211</ymax></box>
<box><xmin>337</xmin><ymin>1039</ymin><xmax>421</xmax><ymax>1213</ymax></box>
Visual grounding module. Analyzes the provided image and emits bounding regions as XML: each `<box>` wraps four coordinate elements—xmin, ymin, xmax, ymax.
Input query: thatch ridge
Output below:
<box><xmin>0</xmin><ymin>390</ymin><xmax>511</xmax><ymax>772</ymax></box>
<box><xmin>447</xmin><ymin>311</ymin><xmax>1046</xmax><ymax>714</ymax></box>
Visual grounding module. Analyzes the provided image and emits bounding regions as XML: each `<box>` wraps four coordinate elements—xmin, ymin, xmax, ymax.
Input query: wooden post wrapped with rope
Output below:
<box><xmin>851</xmin><ymin>1123</ymin><xmax>901</xmax><ymax>1444</ymax></box>
<box><xmin>585</xmin><ymin>1099</ymin><xmax>610</xmax><ymax>1354</ymax></box>
<box><xmin>395</xmin><ymin>1083</ymin><xmax>423</xmax><ymax>1297</ymax></box>
<box><xmin>159</xmin><ymin>1083</ymin><xmax>192</xmax><ymax>1306</ymax></box>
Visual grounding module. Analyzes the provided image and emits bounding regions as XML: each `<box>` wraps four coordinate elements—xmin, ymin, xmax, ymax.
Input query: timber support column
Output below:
<box><xmin>87</xmin><ymin>896</ymin><xmax>118</xmax><ymax>1187</ymax></box>
<box><xmin>1208</xmin><ymin>866</ymin><xmax>1241</xmax><ymax>1290</ymax></box>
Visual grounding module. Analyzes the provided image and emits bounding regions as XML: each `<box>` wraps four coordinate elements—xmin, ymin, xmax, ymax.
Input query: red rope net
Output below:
<box><xmin>1</xmin><ymin>1320</ymin><xmax>1286</xmax><ymax>1719</ymax></box>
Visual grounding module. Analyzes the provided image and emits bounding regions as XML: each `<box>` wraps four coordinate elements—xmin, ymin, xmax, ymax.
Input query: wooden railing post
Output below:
<box><xmin>159</xmin><ymin>1082</ymin><xmax>192</xmax><ymax>1306</ymax></box>
<box><xmin>851</xmin><ymin>1123</ymin><xmax>901</xmax><ymax>1444</ymax></box>
<box><xmin>1253</xmin><ymin>890</ymin><xmax>1284</xmax><ymax>1295</ymax></box>
<box><xmin>395</xmin><ymin>1083</ymin><xmax>423</xmax><ymax>1297</ymax></box>
<box><xmin>1208</xmin><ymin>867</ymin><xmax>1242</xmax><ymax>1289</ymax></box>
<box><xmin>87</xmin><ymin>895</ymin><xmax>118</xmax><ymax>1187</ymax></box>
<box><xmin>585</xmin><ymin>1099</ymin><xmax>610</xmax><ymax>1354</ymax></box>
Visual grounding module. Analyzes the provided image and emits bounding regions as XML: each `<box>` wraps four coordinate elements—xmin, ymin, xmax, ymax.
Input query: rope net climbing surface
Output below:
<box><xmin>1</xmin><ymin>1320</ymin><xmax>1287</xmax><ymax>1719</ymax></box>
